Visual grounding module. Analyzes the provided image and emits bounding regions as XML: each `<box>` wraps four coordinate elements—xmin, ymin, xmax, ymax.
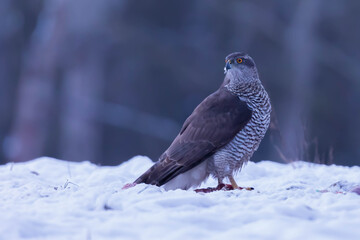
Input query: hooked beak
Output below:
<box><xmin>224</xmin><ymin>61</ymin><xmax>231</xmax><ymax>74</ymax></box>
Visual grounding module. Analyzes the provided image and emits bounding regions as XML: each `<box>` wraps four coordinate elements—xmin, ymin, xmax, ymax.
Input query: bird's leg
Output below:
<box><xmin>228</xmin><ymin>175</ymin><xmax>254</xmax><ymax>191</ymax></box>
<box><xmin>216</xmin><ymin>179</ymin><xmax>225</xmax><ymax>190</ymax></box>
<box><xmin>228</xmin><ymin>176</ymin><xmax>239</xmax><ymax>189</ymax></box>
<box><xmin>194</xmin><ymin>176</ymin><xmax>255</xmax><ymax>193</ymax></box>
<box><xmin>216</xmin><ymin>179</ymin><xmax>233</xmax><ymax>191</ymax></box>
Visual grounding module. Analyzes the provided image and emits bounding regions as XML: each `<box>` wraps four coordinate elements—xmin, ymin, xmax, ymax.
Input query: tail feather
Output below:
<box><xmin>134</xmin><ymin>162</ymin><xmax>161</xmax><ymax>186</ymax></box>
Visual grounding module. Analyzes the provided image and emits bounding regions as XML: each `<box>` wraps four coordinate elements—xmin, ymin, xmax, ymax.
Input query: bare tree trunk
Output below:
<box><xmin>7</xmin><ymin>0</ymin><xmax>65</xmax><ymax>162</ymax></box>
<box><xmin>59</xmin><ymin>47</ymin><xmax>104</xmax><ymax>162</ymax></box>
<box><xmin>282</xmin><ymin>0</ymin><xmax>323</xmax><ymax>161</ymax></box>
<box><xmin>8</xmin><ymin>0</ymin><xmax>106</xmax><ymax>163</ymax></box>
<box><xmin>0</xmin><ymin>0</ymin><xmax>19</xmax><ymax>163</ymax></box>
<box><xmin>58</xmin><ymin>0</ymin><xmax>108</xmax><ymax>162</ymax></box>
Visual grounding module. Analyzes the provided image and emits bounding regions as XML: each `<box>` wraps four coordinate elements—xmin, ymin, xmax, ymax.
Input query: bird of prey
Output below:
<box><xmin>133</xmin><ymin>52</ymin><xmax>271</xmax><ymax>191</ymax></box>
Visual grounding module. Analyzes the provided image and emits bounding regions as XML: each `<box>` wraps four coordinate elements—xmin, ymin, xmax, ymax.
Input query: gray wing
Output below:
<box><xmin>134</xmin><ymin>86</ymin><xmax>252</xmax><ymax>186</ymax></box>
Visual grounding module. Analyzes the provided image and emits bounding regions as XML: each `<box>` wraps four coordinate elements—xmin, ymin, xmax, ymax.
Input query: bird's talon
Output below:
<box><xmin>194</xmin><ymin>184</ymin><xmax>254</xmax><ymax>193</ymax></box>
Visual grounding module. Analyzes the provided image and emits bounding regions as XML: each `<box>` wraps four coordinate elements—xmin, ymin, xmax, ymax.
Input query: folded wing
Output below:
<box><xmin>134</xmin><ymin>86</ymin><xmax>252</xmax><ymax>186</ymax></box>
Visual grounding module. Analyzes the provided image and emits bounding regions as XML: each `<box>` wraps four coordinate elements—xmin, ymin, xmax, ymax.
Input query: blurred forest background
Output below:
<box><xmin>0</xmin><ymin>0</ymin><xmax>359</xmax><ymax>166</ymax></box>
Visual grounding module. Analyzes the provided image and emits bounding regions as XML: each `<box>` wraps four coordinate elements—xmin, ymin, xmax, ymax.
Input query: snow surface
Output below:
<box><xmin>1</xmin><ymin>156</ymin><xmax>360</xmax><ymax>240</ymax></box>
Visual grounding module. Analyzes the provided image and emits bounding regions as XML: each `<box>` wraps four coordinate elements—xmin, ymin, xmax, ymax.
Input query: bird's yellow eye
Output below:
<box><xmin>236</xmin><ymin>58</ymin><xmax>243</xmax><ymax>64</ymax></box>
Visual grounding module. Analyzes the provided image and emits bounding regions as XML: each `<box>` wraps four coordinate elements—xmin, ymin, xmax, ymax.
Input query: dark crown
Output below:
<box><xmin>225</xmin><ymin>52</ymin><xmax>247</xmax><ymax>62</ymax></box>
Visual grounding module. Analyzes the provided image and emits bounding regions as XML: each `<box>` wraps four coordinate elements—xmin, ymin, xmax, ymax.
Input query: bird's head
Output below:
<box><xmin>224</xmin><ymin>52</ymin><xmax>259</xmax><ymax>85</ymax></box>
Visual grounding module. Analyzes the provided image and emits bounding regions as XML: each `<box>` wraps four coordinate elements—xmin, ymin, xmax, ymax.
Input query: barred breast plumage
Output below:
<box><xmin>208</xmin><ymin>82</ymin><xmax>271</xmax><ymax>181</ymax></box>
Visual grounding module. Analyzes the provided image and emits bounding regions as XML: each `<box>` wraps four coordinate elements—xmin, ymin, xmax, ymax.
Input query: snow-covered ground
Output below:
<box><xmin>0</xmin><ymin>156</ymin><xmax>359</xmax><ymax>240</ymax></box>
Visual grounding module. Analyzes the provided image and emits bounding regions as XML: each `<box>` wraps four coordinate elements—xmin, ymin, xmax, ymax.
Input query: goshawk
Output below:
<box><xmin>133</xmin><ymin>52</ymin><xmax>271</xmax><ymax>191</ymax></box>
